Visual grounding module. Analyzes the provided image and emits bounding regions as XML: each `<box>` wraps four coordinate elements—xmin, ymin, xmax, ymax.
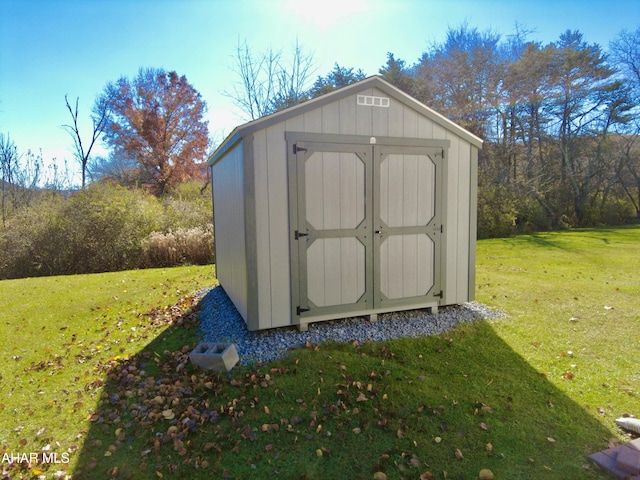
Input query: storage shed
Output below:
<box><xmin>209</xmin><ymin>76</ymin><xmax>483</xmax><ymax>331</ymax></box>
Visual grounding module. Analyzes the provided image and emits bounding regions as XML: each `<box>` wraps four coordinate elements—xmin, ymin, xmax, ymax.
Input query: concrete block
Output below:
<box><xmin>189</xmin><ymin>342</ymin><xmax>239</xmax><ymax>372</ymax></box>
<box><xmin>589</xmin><ymin>450</ymin><xmax>629</xmax><ymax>479</ymax></box>
<box><xmin>617</xmin><ymin>443</ymin><xmax>640</xmax><ymax>475</ymax></box>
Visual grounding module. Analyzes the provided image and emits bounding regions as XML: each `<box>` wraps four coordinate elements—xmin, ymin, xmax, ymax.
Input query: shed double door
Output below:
<box><xmin>289</xmin><ymin>137</ymin><xmax>446</xmax><ymax>320</ymax></box>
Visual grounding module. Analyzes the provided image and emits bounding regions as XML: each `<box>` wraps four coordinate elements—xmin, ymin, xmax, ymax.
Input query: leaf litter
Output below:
<box><xmin>6</xmin><ymin>288</ymin><xmax>515</xmax><ymax>479</ymax></box>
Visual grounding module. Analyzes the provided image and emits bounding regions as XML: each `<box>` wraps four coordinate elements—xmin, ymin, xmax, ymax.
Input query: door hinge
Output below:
<box><xmin>440</xmin><ymin>224</ymin><xmax>443</xmax><ymax>233</ymax></box>
<box><xmin>297</xmin><ymin>306</ymin><xmax>310</xmax><ymax>315</ymax></box>
<box><xmin>293</xmin><ymin>144</ymin><xmax>307</xmax><ymax>154</ymax></box>
<box><xmin>294</xmin><ymin>230</ymin><xmax>308</xmax><ymax>240</ymax></box>
<box><xmin>434</xmin><ymin>290</ymin><xmax>443</xmax><ymax>299</ymax></box>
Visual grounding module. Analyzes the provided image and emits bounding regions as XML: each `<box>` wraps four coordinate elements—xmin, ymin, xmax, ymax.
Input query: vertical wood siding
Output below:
<box><xmin>211</xmin><ymin>142</ymin><xmax>248</xmax><ymax>319</ymax></box>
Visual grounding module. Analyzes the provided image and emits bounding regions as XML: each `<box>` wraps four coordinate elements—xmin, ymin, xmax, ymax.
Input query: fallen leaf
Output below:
<box><xmin>373</xmin><ymin>472</ymin><xmax>387</xmax><ymax>480</ymax></box>
<box><xmin>481</xmin><ymin>404</ymin><xmax>494</xmax><ymax>413</ymax></box>
<box><xmin>479</xmin><ymin>468</ymin><xmax>494</xmax><ymax>479</ymax></box>
<box><xmin>455</xmin><ymin>448</ymin><xmax>464</xmax><ymax>460</ymax></box>
<box><xmin>162</xmin><ymin>409</ymin><xmax>175</xmax><ymax>420</ymax></box>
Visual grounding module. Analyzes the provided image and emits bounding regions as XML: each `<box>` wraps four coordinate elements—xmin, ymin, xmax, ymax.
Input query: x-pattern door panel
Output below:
<box><xmin>374</xmin><ymin>145</ymin><xmax>444</xmax><ymax>308</ymax></box>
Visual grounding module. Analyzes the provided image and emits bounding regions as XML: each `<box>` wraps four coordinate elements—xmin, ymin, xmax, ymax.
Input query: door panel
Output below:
<box><xmin>307</xmin><ymin>237</ymin><xmax>366</xmax><ymax>307</ymax></box>
<box><xmin>379</xmin><ymin>153</ymin><xmax>436</xmax><ymax>227</ymax></box>
<box><xmin>305</xmin><ymin>151</ymin><xmax>365</xmax><ymax>230</ymax></box>
<box><xmin>380</xmin><ymin>233</ymin><xmax>435</xmax><ymax>300</ymax></box>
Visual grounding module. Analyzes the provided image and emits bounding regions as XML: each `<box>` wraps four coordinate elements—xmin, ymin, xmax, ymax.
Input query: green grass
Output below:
<box><xmin>476</xmin><ymin>226</ymin><xmax>639</xmax><ymax>421</ymax></box>
<box><xmin>0</xmin><ymin>266</ymin><xmax>216</xmax><ymax>478</ymax></box>
<box><xmin>1</xmin><ymin>227</ymin><xmax>639</xmax><ymax>479</ymax></box>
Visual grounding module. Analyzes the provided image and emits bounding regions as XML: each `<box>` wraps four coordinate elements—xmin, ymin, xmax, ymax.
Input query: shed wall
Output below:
<box><xmin>211</xmin><ymin>141</ymin><xmax>248</xmax><ymax>320</ymax></box>
<box><xmin>250</xmin><ymin>87</ymin><xmax>477</xmax><ymax>328</ymax></box>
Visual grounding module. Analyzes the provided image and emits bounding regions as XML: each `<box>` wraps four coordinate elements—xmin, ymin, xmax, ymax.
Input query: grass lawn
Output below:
<box><xmin>1</xmin><ymin>226</ymin><xmax>638</xmax><ymax>479</ymax></box>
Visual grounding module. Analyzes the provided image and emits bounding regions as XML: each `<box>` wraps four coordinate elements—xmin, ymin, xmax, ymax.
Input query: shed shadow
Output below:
<box><xmin>68</xmin><ymin>297</ymin><xmax>616</xmax><ymax>479</ymax></box>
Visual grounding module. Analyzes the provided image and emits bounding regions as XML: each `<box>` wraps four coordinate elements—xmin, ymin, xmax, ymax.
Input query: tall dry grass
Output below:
<box><xmin>141</xmin><ymin>225</ymin><xmax>213</xmax><ymax>268</ymax></box>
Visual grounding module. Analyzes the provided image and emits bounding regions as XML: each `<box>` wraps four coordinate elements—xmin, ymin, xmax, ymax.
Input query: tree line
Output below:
<box><xmin>381</xmin><ymin>26</ymin><xmax>640</xmax><ymax>235</ymax></box>
<box><xmin>1</xmin><ymin>24</ymin><xmax>639</xmax><ymax>278</ymax></box>
<box><xmin>228</xmin><ymin>27</ymin><xmax>640</xmax><ymax>236</ymax></box>
<box><xmin>383</xmin><ymin>25</ymin><xmax>640</xmax><ymax>235</ymax></box>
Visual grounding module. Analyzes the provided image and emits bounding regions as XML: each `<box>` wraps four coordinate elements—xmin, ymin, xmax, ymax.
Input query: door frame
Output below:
<box><xmin>286</xmin><ymin>132</ymin><xmax>450</xmax><ymax>325</ymax></box>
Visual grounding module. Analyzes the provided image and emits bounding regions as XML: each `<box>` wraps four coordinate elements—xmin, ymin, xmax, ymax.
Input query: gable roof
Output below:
<box><xmin>209</xmin><ymin>75</ymin><xmax>483</xmax><ymax>165</ymax></box>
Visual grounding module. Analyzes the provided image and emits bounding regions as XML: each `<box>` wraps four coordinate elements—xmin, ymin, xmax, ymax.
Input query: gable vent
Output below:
<box><xmin>357</xmin><ymin>95</ymin><xmax>389</xmax><ymax>107</ymax></box>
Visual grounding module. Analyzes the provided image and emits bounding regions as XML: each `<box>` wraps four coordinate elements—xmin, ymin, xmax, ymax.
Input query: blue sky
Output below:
<box><xmin>1</xmin><ymin>0</ymin><xmax>639</xmax><ymax>182</ymax></box>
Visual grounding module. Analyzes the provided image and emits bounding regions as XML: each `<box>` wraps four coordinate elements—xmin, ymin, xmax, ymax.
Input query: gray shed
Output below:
<box><xmin>209</xmin><ymin>76</ymin><xmax>483</xmax><ymax>331</ymax></box>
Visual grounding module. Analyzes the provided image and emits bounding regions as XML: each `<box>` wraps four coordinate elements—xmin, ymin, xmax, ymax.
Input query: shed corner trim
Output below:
<box><xmin>208</xmin><ymin>130</ymin><xmax>243</xmax><ymax>166</ymax></box>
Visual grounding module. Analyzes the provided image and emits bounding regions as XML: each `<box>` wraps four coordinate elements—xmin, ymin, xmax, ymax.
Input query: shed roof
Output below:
<box><xmin>209</xmin><ymin>75</ymin><xmax>483</xmax><ymax>165</ymax></box>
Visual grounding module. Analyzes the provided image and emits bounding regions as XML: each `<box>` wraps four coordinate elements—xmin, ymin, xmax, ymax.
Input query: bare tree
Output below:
<box><xmin>0</xmin><ymin>133</ymin><xmax>19</xmax><ymax>227</ymax></box>
<box><xmin>88</xmin><ymin>151</ymin><xmax>139</xmax><ymax>186</ymax></box>
<box><xmin>0</xmin><ymin>135</ymin><xmax>42</xmax><ymax>226</ymax></box>
<box><xmin>63</xmin><ymin>94</ymin><xmax>109</xmax><ymax>189</ymax></box>
<box><xmin>224</xmin><ymin>38</ymin><xmax>315</xmax><ymax>120</ymax></box>
<box><xmin>610</xmin><ymin>27</ymin><xmax>640</xmax><ymax>90</ymax></box>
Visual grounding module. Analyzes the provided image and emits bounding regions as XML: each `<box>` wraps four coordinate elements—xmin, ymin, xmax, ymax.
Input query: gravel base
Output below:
<box><xmin>197</xmin><ymin>286</ymin><xmax>504</xmax><ymax>366</ymax></box>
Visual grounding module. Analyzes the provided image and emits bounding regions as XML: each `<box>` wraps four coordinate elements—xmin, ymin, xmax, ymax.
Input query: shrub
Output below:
<box><xmin>477</xmin><ymin>183</ymin><xmax>518</xmax><ymax>238</ymax></box>
<box><xmin>161</xmin><ymin>181</ymin><xmax>212</xmax><ymax>230</ymax></box>
<box><xmin>598</xmin><ymin>198</ymin><xmax>637</xmax><ymax>226</ymax></box>
<box><xmin>0</xmin><ymin>184</ymin><xmax>162</xmax><ymax>278</ymax></box>
<box><xmin>513</xmin><ymin>196</ymin><xmax>553</xmax><ymax>233</ymax></box>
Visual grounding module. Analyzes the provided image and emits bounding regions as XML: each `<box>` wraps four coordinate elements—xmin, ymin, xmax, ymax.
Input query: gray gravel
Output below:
<box><xmin>197</xmin><ymin>286</ymin><xmax>503</xmax><ymax>365</ymax></box>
